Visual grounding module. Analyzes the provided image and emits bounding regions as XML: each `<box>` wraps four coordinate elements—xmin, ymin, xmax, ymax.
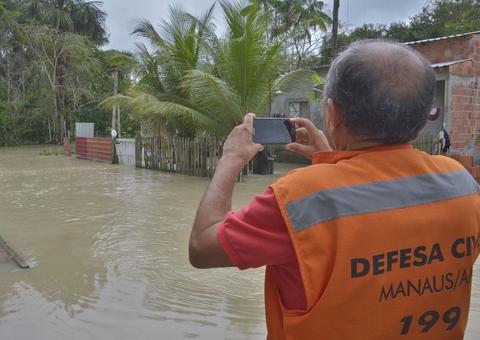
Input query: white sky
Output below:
<box><xmin>101</xmin><ymin>0</ymin><xmax>427</xmax><ymax>52</ymax></box>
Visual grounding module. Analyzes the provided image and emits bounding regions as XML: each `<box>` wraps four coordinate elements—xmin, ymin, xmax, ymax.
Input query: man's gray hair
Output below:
<box><xmin>324</xmin><ymin>39</ymin><xmax>436</xmax><ymax>144</ymax></box>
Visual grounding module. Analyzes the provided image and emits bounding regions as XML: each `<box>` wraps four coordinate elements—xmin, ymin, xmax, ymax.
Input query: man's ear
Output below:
<box><xmin>326</xmin><ymin>98</ymin><xmax>342</xmax><ymax>133</ymax></box>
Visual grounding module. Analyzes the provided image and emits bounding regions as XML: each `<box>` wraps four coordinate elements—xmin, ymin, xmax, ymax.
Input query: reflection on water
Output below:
<box><xmin>0</xmin><ymin>146</ymin><xmax>478</xmax><ymax>339</ymax></box>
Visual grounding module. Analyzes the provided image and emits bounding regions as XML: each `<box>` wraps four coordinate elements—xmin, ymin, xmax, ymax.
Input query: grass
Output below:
<box><xmin>38</xmin><ymin>141</ymin><xmax>76</xmax><ymax>156</ymax></box>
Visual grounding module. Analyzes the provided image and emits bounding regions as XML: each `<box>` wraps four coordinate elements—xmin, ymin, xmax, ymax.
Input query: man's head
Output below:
<box><xmin>323</xmin><ymin>39</ymin><xmax>436</xmax><ymax>145</ymax></box>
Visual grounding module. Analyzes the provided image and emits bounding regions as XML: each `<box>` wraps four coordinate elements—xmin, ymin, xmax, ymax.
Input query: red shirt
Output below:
<box><xmin>217</xmin><ymin>188</ymin><xmax>307</xmax><ymax>310</ymax></box>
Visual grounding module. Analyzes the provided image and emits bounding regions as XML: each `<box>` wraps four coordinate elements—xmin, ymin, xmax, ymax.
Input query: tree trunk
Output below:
<box><xmin>56</xmin><ymin>89</ymin><xmax>65</xmax><ymax>142</ymax></box>
<box><xmin>56</xmin><ymin>55</ymin><xmax>66</xmax><ymax>142</ymax></box>
<box><xmin>332</xmin><ymin>0</ymin><xmax>340</xmax><ymax>60</ymax></box>
<box><xmin>117</xmin><ymin>106</ymin><xmax>121</xmax><ymax>138</ymax></box>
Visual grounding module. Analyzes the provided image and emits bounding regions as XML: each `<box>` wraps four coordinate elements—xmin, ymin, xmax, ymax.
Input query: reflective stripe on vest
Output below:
<box><xmin>286</xmin><ymin>169</ymin><xmax>480</xmax><ymax>232</ymax></box>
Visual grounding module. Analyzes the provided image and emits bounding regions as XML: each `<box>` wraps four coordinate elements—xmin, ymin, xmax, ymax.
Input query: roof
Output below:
<box><xmin>430</xmin><ymin>59</ymin><xmax>472</xmax><ymax>68</ymax></box>
<box><xmin>405</xmin><ymin>31</ymin><xmax>480</xmax><ymax>45</ymax></box>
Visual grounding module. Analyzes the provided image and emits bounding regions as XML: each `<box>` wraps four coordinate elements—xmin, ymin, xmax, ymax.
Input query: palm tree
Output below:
<box><xmin>275</xmin><ymin>0</ymin><xmax>329</xmax><ymax>35</ymax></box>
<box><xmin>20</xmin><ymin>0</ymin><xmax>108</xmax><ymax>141</ymax></box>
<box><xmin>106</xmin><ymin>0</ymin><xmax>315</xmax><ymax>138</ymax></box>
<box><xmin>21</xmin><ymin>0</ymin><xmax>108</xmax><ymax>45</ymax></box>
<box><xmin>115</xmin><ymin>3</ymin><xmax>220</xmax><ymax>137</ymax></box>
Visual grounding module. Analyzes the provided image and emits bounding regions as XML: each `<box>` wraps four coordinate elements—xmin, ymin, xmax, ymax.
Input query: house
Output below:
<box><xmin>271</xmin><ymin>31</ymin><xmax>480</xmax><ymax>160</ymax></box>
<box><xmin>407</xmin><ymin>30</ymin><xmax>480</xmax><ymax>155</ymax></box>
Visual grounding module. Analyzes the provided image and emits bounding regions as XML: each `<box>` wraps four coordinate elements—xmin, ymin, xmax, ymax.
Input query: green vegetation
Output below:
<box><xmin>1</xmin><ymin>0</ymin><xmax>479</xmax><ymax>146</ymax></box>
<box><xmin>318</xmin><ymin>0</ymin><xmax>480</xmax><ymax>65</ymax></box>
<box><xmin>0</xmin><ymin>0</ymin><xmax>131</xmax><ymax>146</ymax></box>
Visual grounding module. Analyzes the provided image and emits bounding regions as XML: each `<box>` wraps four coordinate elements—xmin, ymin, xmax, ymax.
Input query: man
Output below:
<box><xmin>189</xmin><ymin>39</ymin><xmax>480</xmax><ymax>339</ymax></box>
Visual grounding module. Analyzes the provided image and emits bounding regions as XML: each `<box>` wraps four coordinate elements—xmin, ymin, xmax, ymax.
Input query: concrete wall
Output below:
<box><xmin>270</xmin><ymin>68</ymin><xmax>328</xmax><ymax>130</ymax></box>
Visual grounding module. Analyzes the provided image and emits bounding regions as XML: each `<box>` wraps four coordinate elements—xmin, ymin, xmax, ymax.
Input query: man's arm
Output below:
<box><xmin>189</xmin><ymin>113</ymin><xmax>264</xmax><ymax>269</ymax></box>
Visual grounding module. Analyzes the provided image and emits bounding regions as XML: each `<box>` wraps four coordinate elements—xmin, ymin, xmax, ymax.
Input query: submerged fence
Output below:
<box><xmin>136</xmin><ymin>136</ymin><xmax>224</xmax><ymax>178</ymax></box>
<box><xmin>131</xmin><ymin>132</ymin><xmax>448</xmax><ymax>179</ymax></box>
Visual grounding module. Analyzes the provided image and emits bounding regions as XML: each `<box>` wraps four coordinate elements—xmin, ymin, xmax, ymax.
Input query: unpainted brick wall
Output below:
<box><xmin>409</xmin><ymin>34</ymin><xmax>480</xmax><ymax>151</ymax></box>
<box><xmin>411</xmin><ymin>35</ymin><xmax>473</xmax><ymax>64</ymax></box>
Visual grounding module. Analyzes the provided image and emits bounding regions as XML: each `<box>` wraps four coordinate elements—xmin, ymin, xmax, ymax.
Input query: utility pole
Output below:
<box><xmin>112</xmin><ymin>68</ymin><xmax>119</xmax><ymax>137</ymax></box>
<box><xmin>332</xmin><ymin>0</ymin><xmax>340</xmax><ymax>60</ymax></box>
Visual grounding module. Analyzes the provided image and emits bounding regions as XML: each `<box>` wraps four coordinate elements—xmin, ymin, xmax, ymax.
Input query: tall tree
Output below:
<box><xmin>445</xmin><ymin>1</ymin><xmax>480</xmax><ymax>34</ymax></box>
<box><xmin>251</xmin><ymin>0</ymin><xmax>331</xmax><ymax>69</ymax></box>
<box><xmin>20</xmin><ymin>0</ymin><xmax>108</xmax><ymax>141</ymax></box>
<box><xmin>386</xmin><ymin>21</ymin><xmax>416</xmax><ymax>42</ymax></box>
<box><xmin>21</xmin><ymin>0</ymin><xmax>108</xmax><ymax>45</ymax></box>
<box><xmin>319</xmin><ymin>23</ymin><xmax>387</xmax><ymax>64</ymax></box>
<box><xmin>409</xmin><ymin>0</ymin><xmax>477</xmax><ymax>40</ymax></box>
<box><xmin>120</xmin><ymin>2</ymin><xmax>217</xmax><ymax>137</ymax></box>
<box><xmin>22</xmin><ymin>24</ymin><xmax>106</xmax><ymax>140</ymax></box>
<box><xmin>73</xmin><ymin>49</ymin><xmax>134</xmax><ymax>138</ymax></box>
<box><xmin>105</xmin><ymin>0</ymin><xmax>315</xmax><ymax>137</ymax></box>
<box><xmin>318</xmin><ymin>0</ymin><xmax>480</xmax><ymax>66</ymax></box>
<box><xmin>0</xmin><ymin>3</ymin><xmax>26</xmax><ymax>145</ymax></box>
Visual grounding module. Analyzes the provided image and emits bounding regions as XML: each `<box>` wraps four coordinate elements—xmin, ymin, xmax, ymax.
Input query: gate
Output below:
<box><xmin>115</xmin><ymin>139</ymin><xmax>136</xmax><ymax>165</ymax></box>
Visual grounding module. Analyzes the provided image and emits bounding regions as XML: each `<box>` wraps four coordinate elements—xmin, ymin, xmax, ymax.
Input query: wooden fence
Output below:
<box><xmin>130</xmin><ymin>132</ymin><xmax>452</xmax><ymax>179</ymax></box>
<box><xmin>136</xmin><ymin>136</ymin><xmax>224</xmax><ymax>178</ymax></box>
<box><xmin>412</xmin><ymin>132</ymin><xmax>442</xmax><ymax>155</ymax></box>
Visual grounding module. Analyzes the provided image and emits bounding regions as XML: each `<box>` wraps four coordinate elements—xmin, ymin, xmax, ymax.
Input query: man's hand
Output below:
<box><xmin>222</xmin><ymin>113</ymin><xmax>264</xmax><ymax>171</ymax></box>
<box><xmin>286</xmin><ymin>117</ymin><xmax>332</xmax><ymax>160</ymax></box>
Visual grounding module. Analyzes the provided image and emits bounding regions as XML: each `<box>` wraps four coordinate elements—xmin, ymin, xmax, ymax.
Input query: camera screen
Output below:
<box><xmin>252</xmin><ymin>118</ymin><xmax>295</xmax><ymax>145</ymax></box>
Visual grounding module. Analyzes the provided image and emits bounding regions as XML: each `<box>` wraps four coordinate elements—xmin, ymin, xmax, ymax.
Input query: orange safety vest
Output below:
<box><xmin>268</xmin><ymin>144</ymin><xmax>480</xmax><ymax>340</ymax></box>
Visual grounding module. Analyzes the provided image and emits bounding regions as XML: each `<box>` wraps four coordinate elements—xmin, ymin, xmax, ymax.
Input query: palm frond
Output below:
<box><xmin>136</xmin><ymin>101</ymin><xmax>228</xmax><ymax>137</ymax></box>
<box><xmin>107</xmin><ymin>52</ymin><xmax>137</xmax><ymax>68</ymax></box>
<box><xmin>182</xmin><ymin>69</ymin><xmax>244</xmax><ymax>126</ymax></box>
<box><xmin>130</xmin><ymin>18</ymin><xmax>166</xmax><ymax>48</ymax></box>
<box><xmin>273</xmin><ymin>68</ymin><xmax>316</xmax><ymax>93</ymax></box>
<box><xmin>69</xmin><ymin>0</ymin><xmax>108</xmax><ymax>44</ymax></box>
<box><xmin>216</xmin><ymin>0</ymin><xmax>288</xmax><ymax>112</ymax></box>
<box><xmin>45</xmin><ymin>7</ymin><xmax>74</xmax><ymax>31</ymax></box>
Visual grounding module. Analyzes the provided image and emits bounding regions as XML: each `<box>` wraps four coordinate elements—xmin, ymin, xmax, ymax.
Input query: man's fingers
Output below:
<box><xmin>244</xmin><ymin>113</ymin><xmax>256</xmax><ymax>126</ymax></box>
<box><xmin>294</xmin><ymin>127</ymin><xmax>309</xmax><ymax>143</ymax></box>
<box><xmin>285</xmin><ymin>143</ymin><xmax>313</xmax><ymax>160</ymax></box>
<box><xmin>290</xmin><ymin>117</ymin><xmax>317</xmax><ymax>134</ymax></box>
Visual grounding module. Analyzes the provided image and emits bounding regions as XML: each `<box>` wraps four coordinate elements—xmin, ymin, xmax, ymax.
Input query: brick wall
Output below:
<box><xmin>411</xmin><ymin>35</ymin><xmax>474</xmax><ymax>64</ymax></box>
<box><xmin>410</xmin><ymin>34</ymin><xmax>480</xmax><ymax>151</ymax></box>
<box><xmin>450</xmin><ymin>81</ymin><xmax>480</xmax><ymax>149</ymax></box>
<box><xmin>449</xmin><ymin>35</ymin><xmax>480</xmax><ymax>150</ymax></box>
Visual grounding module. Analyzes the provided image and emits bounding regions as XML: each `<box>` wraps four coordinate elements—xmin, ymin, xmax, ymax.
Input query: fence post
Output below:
<box><xmin>63</xmin><ymin>137</ymin><xmax>71</xmax><ymax>157</ymax></box>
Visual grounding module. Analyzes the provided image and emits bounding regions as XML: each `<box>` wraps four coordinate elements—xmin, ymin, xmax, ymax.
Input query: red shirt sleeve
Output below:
<box><xmin>217</xmin><ymin>187</ymin><xmax>294</xmax><ymax>269</ymax></box>
<box><xmin>217</xmin><ymin>187</ymin><xmax>307</xmax><ymax>310</ymax></box>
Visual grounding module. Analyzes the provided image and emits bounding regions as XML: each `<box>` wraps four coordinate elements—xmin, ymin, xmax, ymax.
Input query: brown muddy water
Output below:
<box><xmin>0</xmin><ymin>145</ymin><xmax>479</xmax><ymax>340</ymax></box>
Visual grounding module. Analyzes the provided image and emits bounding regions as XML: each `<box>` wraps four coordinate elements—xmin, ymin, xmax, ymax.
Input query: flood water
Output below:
<box><xmin>0</xmin><ymin>146</ymin><xmax>479</xmax><ymax>340</ymax></box>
